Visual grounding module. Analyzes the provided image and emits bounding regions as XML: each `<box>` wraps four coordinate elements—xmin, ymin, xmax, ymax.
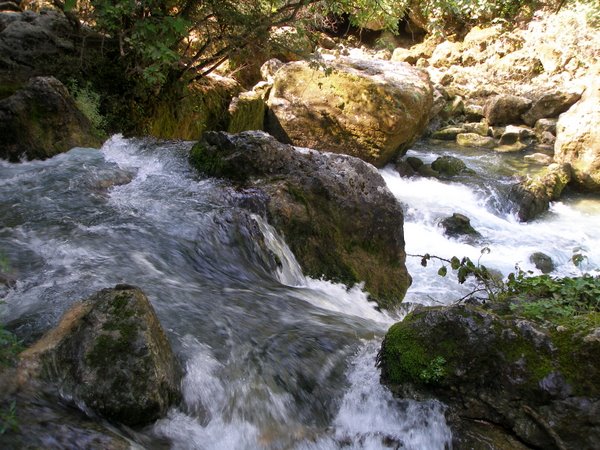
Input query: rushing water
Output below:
<box><xmin>2</xmin><ymin>136</ymin><xmax>599</xmax><ymax>448</ymax></box>
<box><xmin>0</xmin><ymin>136</ymin><xmax>451</xmax><ymax>449</ymax></box>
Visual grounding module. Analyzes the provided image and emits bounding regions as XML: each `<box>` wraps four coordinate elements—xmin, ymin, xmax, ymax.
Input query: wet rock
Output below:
<box><xmin>431</xmin><ymin>156</ymin><xmax>469</xmax><ymax>177</ymax></box>
<box><xmin>18</xmin><ymin>285</ymin><xmax>181</xmax><ymax>426</ymax></box>
<box><xmin>266</xmin><ymin>57</ymin><xmax>433</xmax><ymax>168</ymax></box>
<box><xmin>394</xmin><ymin>159</ymin><xmax>416</xmax><ymax>177</ymax></box>
<box><xmin>378</xmin><ymin>304</ymin><xmax>600</xmax><ymax>450</ymax></box>
<box><xmin>530</xmin><ymin>252</ymin><xmax>555</xmax><ymax>273</ymax></box>
<box><xmin>0</xmin><ymin>76</ymin><xmax>100</xmax><ymax>161</ymax></box>
<box><xmin>554</xmin><ymin>75</ymin><xmax>600</xmax><ymax>192</ymax></box>
<box><xmin>524</xmin><ymin>153</ymin><xmax>553</xmax><ymax>165</ymax></box>
<box><xmin>406</xmin><ymin>156</ymin><xmax>424</xmax><ymax>171</ymax></box>
<box><xmin>430</xmin><ymin>126</ymin><xmax>463</xmax><ymax>141</ymax></box>
<box><xmin>484</xmin><ymin>95</ymin><xmax>532</xmax><ymax>126</ymax></box>
<box><xmin>522</xmin><ymin>90</ymin><xmax>582</xmax><ymax>127</ymax></box>
<box><xmin>462</xmin><ymin>121</ymin><xmax>489</xmax><ymax>137</ymax></box>
<box><xmin>509</xmin><ymin>163</ymin><xmax>571</xmax><ymax>221</ymax></box>
<box><xmin>191</xmin><ymin>131</ymin><xmax>411</xmax><ymax>309</ymax></box>
<box><xmin>456</xmin><ymin>133</ymin><xmax>496</xmax><ymax>149</ymax></box>
<box><xmin>440</xmin><ymin>213</ymin><xmax>480</xmax><ymax>238</ymax></box>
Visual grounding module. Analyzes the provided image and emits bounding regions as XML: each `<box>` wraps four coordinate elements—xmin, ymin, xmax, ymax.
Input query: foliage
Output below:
<box><xmin>413</xmin><ymin>247</ymin><xmax>506</xmax><ymax>301</ymax></box>
<box><xmin>68</xmin><ymin>80</ymin><xmax>107</xmax><ymax>133</ymax></box>
<box><xmin>413</xmin><ymin>248</ymin><xmax>600</xmax><ymax>329</ymax></box>
<box><xmin>0</xmin><ymin>401</ymin><xmax>18</xmax><ymax>435</ymax></box>
<box><xmin>0</xmin><ymin>325</ymin><xmax>21</xmax><ymax>368</ymax></box>
<box><xmin>507</xmin><ymin>272</ymin><xmax>600</xmax><ymax>327</ymax></box>
<box><xmin>419</xmin><ymin>355</ymin><xmax>447</xmax><ymax>383</ymax></box>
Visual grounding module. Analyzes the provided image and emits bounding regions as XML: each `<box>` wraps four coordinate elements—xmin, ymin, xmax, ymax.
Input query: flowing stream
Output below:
<box><xmin>1</xmin><ymin>135</ymin><xmax>599</xmax><ymax>449</ymax></box>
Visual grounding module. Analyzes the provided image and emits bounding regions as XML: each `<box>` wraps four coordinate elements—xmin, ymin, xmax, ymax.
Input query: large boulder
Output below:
<box><xmin>191</xmin><ymin>131</ymin><xmax>411</xmax><ymax>309</ymax></box>
<box><xmin>266</xmin><ymin>57</ymin><xmax>433</xmax><ymax>168</ymax></box>
<box><xmin>484</xmin><ymin>94</ymin><xmax>532</xmax><ymax>126</ymax></box>
<box><xmin>509</xmin><ymin>163</ymin><xmax>571</xmax><ymax>222</ymax></box>
<box><xmin>18</xmin><ymin>285</ymin><xmax>181</xmax><ymax>427</ymax></box>
<box><xmin>522</xmin><ymin>90</ymin><xmax>582</xmax><ymax>127</ymax></box>
<box><xmin>0</xmin><ymin>76</ymin><xmax>100</xmax><ymax>161</ymax></box>
<box><xmin>554</xmin><ymin>75</ymin><xmax>600</xmax><ymax>191</ymax></box>
<box><xmin>378</xmin><ymin>304</ymin><xmax>600</xmax><ymax>450</ymax></box>
<box><xmin>0</xmin><ymin>10</ymin><xmax>77</xmax><ymax>85</ymax></box>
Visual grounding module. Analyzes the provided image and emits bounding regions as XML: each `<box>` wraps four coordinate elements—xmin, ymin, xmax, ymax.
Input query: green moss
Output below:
<box><xmin>227</xmin><ymin>94</ymin><xmax>265</xmax><ymax>133</ymax></box>
<box><xmin>189</xmin><ymin>142</ymin><xmax>225</xmax><ymax>176</ymax></box>
<box><xmin>380</xmin><ymin>319</ymin><xmax>448</xmax><ymax>385</ymax></box>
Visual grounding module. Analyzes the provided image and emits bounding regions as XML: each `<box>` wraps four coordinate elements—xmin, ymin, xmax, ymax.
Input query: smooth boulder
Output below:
<box><xmin>554</xmin><ymin>76</ymin><xmax>600</xmax><ymax>191</ymax></box>
<box><xmin>0</xmin><ymin>76</ymin><xmax>100</xmax><ymax>161</ymax></box>
<box><xmin>266</xmin><ymin>57</ymin><xmax>433</xmax><ymax>168</ymax></box>
<box><xmin>484</xmin><ymin>94</ymin><xmax>531</xmax><ymax>126</ymax></box>
<box><xmin>191</xmin><ymin>131</ymin><xmax>411</xmax><ymax>309</ymax></box>
<box><xmin>19</xmin><ymin>285</ymin><xmax>181</xmax><ymax>427</ymax></box>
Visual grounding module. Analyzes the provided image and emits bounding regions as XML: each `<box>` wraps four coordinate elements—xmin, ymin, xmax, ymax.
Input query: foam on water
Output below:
<box><xmin>381</xmin><ymin>165</ymin><xmax>600</xmax><ymax>305</ymax></box>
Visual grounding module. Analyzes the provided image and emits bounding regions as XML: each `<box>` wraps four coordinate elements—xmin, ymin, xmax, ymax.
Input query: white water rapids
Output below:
<box><xmin>1</xmin><ymin>136</ymin><xmax>598</xmax><ymax>449</ymax></box>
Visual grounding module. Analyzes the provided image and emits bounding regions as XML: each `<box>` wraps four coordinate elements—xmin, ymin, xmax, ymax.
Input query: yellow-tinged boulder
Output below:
<box><xmin>554</xmin><ymin>75</ymin><xmax>600</xmax><ymax>191</ymax></box>
<box><xmin>266</xmin><ymin>57</ymin><xmax>433</xmax><ymax>168</ymax></box>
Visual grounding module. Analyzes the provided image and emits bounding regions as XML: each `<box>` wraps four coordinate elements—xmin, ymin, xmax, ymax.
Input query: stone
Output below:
<box><xmin>524</xmin><ymin>153</ymin><xmax>553</xmax><ymax>165</ymax></box>
<box><xmin>266</xmin><ymin>58</ymin><xmax>433</xmax><ymax>168</ymax></box>
<box><xmin>509</xmin><ymin>163</ymin><xmax>572</xmax><ymax>221</ymax></box>
<box><xmin>430</xmin><ymin>41</ymin><xmax>462</xmax><ymax>68</ymax></box>
<box><xmin>484</xmin><ymin>95</ymin><xmax>532</xmax><ymax>126</ymax></box>
<box><xmin>463</xmin><ymin>121</ymin><xmax>489</xmax><ymax>137</ymax></box>
<box><xmin>430</xmin><ymin>126</ymin><xmax>464</xmax><ymax>141</ymax></box>
<box><xmin>464</xmin><ymin>103</ymin><xmax>484</xmax><ymax>121</ymax></box>
<box><xmin>406</xmin><ymin>156</ymin><xmax>424</xmax><ymax>170</ymax></box>
<box><xmin>522</xmin><ymin>90</ymin><xmax>582</xmax><ymax>127</ymax></box>
<box><xmin>440</xmin><ymin>96</ymin><xmax>464</xmax><ymax>120</ymax></box>
<box><xmin>456</xmin><ymin>133</ymin><xmax>496</xmax><ymax>149</ymax></box>
<box><xmin>0</xmin><ymin>76</ymin><xmax>100</xmax><ymax>162</ymax></box>
<box><xmin>554</xmin><ymin>75</ymin><xmax>600</xmax><ymax>192</ymax></box>
<box><xmin>440</xmin><ymin>213</ymin><xmax>481</xmax><ymax>238</ymax></box>
<box><xmin>530</xmin><ymin>252</ymin><xmax>555</xmax><ymax>273</ymax></box>
<box><xmin>431</xmin><ymin>156</ymin><xmax>468</xmax><ymax>177</ymax></box>
<box><xmin>534</xmin><ymin>118</ymin><xmax>557</xmax><ymax>139</ymax></box>
<box><xmin>260</xmin><ymin>58</ymin><xmax>284</xmax><ymax>82</ymax></box>
<box><xmin>394</xmin><ymin>159</ymin><xmax>416</xmax><ymax>177</ymax></box>
<box><xmin>18</xmin><ymin>286</ymin><xmax>181</xmax><ymax>426</ymax></box>
<box><xmin>498</xmin><ymin>125</ymin><xmax>535</xmax><ymax>152</ymax></box>
<box><xmin>378</xmin><ymin>304</ymin><xmax>600</xmax><ymax>450</ymax></box>
<box><xmin>191</xmin><ymin>131</ymin><xmax>411</xmax><ymax>309</ymax></box>
<box><xmin>227</xmin><ymin>90</ymin><xmax>265</xmax><ymax>133</ymax></box>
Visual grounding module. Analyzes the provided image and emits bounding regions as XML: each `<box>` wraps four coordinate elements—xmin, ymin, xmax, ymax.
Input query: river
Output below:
<box><xmin>1</xmin><ymin>135</ymin><xmax>598</xmax><ymax>449</ymax></box>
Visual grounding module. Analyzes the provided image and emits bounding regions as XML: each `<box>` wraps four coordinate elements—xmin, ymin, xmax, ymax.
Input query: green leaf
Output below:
<box><xmin>64</xmin><ymin>0</ymin><xmax>76</xmax><ymax>12</ymax></box>
<box><xmin>438</xmin><ymin>266</ymin><xmax>448</xmax><ymax>277</ymax></box>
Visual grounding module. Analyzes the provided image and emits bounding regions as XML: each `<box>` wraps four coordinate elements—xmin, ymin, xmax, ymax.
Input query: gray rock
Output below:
<box><xmin>191</xmin><ymin>131</ymin><xmax>411</xmax><ymax>309</ymax></box>
<box><xmin>530</xmin><ymin>252</ymin><xmax>555</xmax><ymax>273</ymax></box>
<box><xmin>522</xmin><ymin>90</ymin><xmax>582</xmax><ymax>127</ymax></box>
<box><xmin>484</xmin><ymin>94</ymin><xmax>532</xmax><ymax>126</ymax></box>
<box><xmin>431</xmin><ymin>155</ymin><xmax>469</xmax><ymax>177</ymax></box>
<box><xmin>19</xmin><ymin>285</ymin><xmax>181</xmax><ymax>426</ymax></box>
<box><xmin>379</xmin><ymin>304</ymin><xmax>600</xmax><ymax>450</ymax></box>
<box><xmin>440</xmin><ymin>213</ymin><xmax>481</xmax><ymax>238</ymax></box>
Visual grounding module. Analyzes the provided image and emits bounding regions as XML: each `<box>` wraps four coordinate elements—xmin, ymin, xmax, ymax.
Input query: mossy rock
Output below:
<box><xmin>0</xmin><ymin>77</ymin><xmax>101</xmax><ymax>162</ymax></box>
<box><xmin>191</xmin><ymin>131</ymin><xmax>411</xmax><ymax>309</ymax></box>
<box><xmin>509</xmin><ymin>163</ymin><xmax>571</xmax><ymax>221</ymax></box>
<box><xmin>19</xmin><ymin>285</ymin><xmax>181</xmax><ymax>427</ymax></box>
<box><xmin>227</xmin><ymin>91</ymin><xmax>265</xmax><ymax>133</ymax></box>
<box><xmin>378</xmin><ymin>304</ymin><xmax>600</xmax><ymax>449</ymax></box>
<box><xmin>266</xmin><ymin>58</ymin><xmax>433</xmax><ymax>168</ymax></box>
